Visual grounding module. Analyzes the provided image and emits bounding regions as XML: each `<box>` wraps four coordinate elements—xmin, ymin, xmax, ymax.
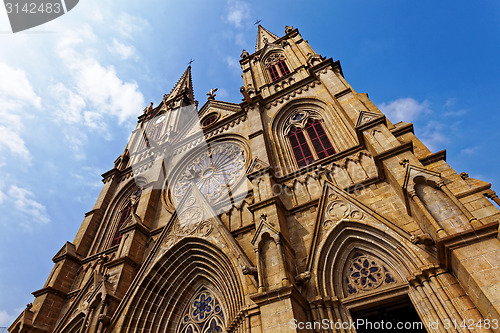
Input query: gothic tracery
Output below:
<box><xmin>178</xmin><ymin>288</ymin><xmax>225</xmax><ymax>333</ymax></box>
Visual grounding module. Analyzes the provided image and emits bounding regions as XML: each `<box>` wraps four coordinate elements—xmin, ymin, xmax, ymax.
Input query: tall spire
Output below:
<box><xmin>164</xmin><ymin>65</ymin><xmax>195</xmax><ymax>106</ymax></box>
<box><xmin>255</xmin><ymin>25</ymin><xmax>279</xmax><ymax>51</ymax></box>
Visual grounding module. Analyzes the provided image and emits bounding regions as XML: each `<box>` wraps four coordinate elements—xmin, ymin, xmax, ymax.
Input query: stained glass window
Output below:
<box><xmin>268</xmin><ymin>65</ymin><xmax>280</xmax><ymax>81</ymax></box>
<box><xmin>202</xmin><ymin>114</ymin><xmax>218</xmax><ymax>127</ymax></box>
<box><xmin>174</xmin><ymin>143</ymin><xmax>246</xmax><ymax>203</ymax></box>
<box><xmin>265</xmin><ymin>53</ymin><xmax>291</xmax><ymax>82</ymax></box>
<box><xmin>288</xmin><ymin>126</ymin><xmax>314</xmax><ymax>167</ymax></box>
<box><xmin>345</xmin><ymin>252</ymin><xmax>396</xmax><ymax>296</ymax></box>
<box><xmin>277</xmin><ymin>59</ymin><xmax>290</xmax><ymax>76</ymax></box>
<box><xmin>111</xmin><ymin>203</ymin><xmax>132</xmax><ymax>246</ymax></box>
<box><xmin>178</xmin><ymin>288</ymin><xmax>225</xmax><ymax>333</ymax></box>
<box><xmin>111</xmin><ymin>189</ymin><xmax>141</xmax><ymax>246</ymax></box>
<box><xmin>304</xmin><ymin>119</ymin><xmax>335</xmax><ymax>159</ymax></box>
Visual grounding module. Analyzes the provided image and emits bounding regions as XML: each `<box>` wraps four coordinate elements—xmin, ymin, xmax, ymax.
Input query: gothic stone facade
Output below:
<box><xmin>10</xmin><ymin>25</ymin><xmax>500</xmax><ymax>333</ymax></box>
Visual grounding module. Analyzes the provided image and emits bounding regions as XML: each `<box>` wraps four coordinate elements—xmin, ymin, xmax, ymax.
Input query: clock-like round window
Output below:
<box><xmin>201</xmin><ymin>113</ymin><xmax>219</xmax><ymax>127</ymax></box>
<box><xmin>171</xmin><ymin>142</ymin><xmax>247</xmax><ymax>204</ymax></box>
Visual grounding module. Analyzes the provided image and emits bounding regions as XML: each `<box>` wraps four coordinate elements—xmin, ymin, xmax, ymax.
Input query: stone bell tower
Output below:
<box><xmin>10</xmin><ymin>25</ymin><xmax>500</xmax><ymax>333</ymax></box>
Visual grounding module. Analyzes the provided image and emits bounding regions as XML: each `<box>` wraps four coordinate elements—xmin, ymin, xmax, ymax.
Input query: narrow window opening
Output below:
<box><xmin>112</xmin><ymin>202</ymin><xmax>132</xmax><ymax>246</ymax></box>
<box><xmin>277</xmin><ymin>59</ymin><xmax>290</xmax><ymax>76</ymax></box>
<box><xmin>305</xmin><ymin>119</ymin><xmax>335</xmax><ymax>159</ymax></box>
<box><xmin>268</xmin><ymin>65</ymin><xmax>280</xmax><ymax>82</ymax></box>
<box><xmin>288</xmin><ymin>126</ymin><xmax>314</xmax><ymax>167</ymax></box>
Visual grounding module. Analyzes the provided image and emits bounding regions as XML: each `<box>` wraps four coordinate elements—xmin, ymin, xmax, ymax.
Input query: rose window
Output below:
<box><xmin>173</xmin><ymin>142</ymin><xmax>246</xmax><ymax>202</ymax></box>
<box><xmin>345</xmin><ymin>252</ymin><xmax>396</xmax><ymax>295</ymax></box>
<box><xmin>178</xmin><ymin>288</ymin><xmax>224</xmax><ymax>333</ymax></box>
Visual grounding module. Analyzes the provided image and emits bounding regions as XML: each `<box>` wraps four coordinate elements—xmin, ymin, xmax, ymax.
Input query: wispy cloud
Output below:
<box><xmin>108</xmin><ymin>39</ymin><xmax>136</xmax><ymax>60</ymax></box>
<box><xmin>226</xmin><ymin>0</ymin><xmax>250</xmax><ymax>28</ymax></box>
<box><xmin>0</xmin><ymin>309</ymin><xmax>16</xmax><ymax>327</ymax></box>
<box><xmin>225</xmin><ymin>56</ymin><xmax>240</xmax><ymax>74</ymax></box>
<box><xmin>7</xmin><ymin>185</ymin><xmax>50</xmax><ymax>229</ymax></box>
<box><xmin>0</xmin><ymin>62</ymin><xmax>41</xmax><ymax>161</ymax></box>
<box><xmin>379</xmin><ymin>97</ymin><xmax>430</xmax><ymax>123</ymax></box>
<box><xmin>419</xmin><ymin>120</ymin><xmax>448</xmax><ymax>152</ymax></box>
<box><xmin>461</xmin><ymin>147</ymin><xmax>477</xmax><ymax>155</ymax></box>
<box><xmin>56</xmin><ymin>31</ymin><xmax>145</xmax><ymax>125</ymax></box>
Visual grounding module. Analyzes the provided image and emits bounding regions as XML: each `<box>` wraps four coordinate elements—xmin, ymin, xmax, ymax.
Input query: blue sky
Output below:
<box><xmin>0</xmin><ymin>0</ymin><xmax>499</xmax><ymax>326</ymax></box>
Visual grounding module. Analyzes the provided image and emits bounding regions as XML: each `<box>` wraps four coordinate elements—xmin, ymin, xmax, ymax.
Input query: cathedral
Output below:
<box><xmin>9</xmin><ymin>25</ymin><xmax>500</xmax><ymax>332</ymax></box>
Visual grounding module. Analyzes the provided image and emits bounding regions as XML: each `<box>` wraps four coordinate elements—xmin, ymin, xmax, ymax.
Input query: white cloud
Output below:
<box><xmin>461</xmin><ymin>147</ymin><xmax>477</xmax><ymax>155</ymax></box>
<box><xmin>0</xmin><ymin>62</ymin><xmax>41</xmax><ymax>109</ymax></box>
<box><xmin>0</xmin><ymin>126</ymin><xmax>30</xmax><ymax>160</ymax></box>
<box><xmin>108</xmin><ymin>39</ymin><xmax>136</xmax><ymax>60</ymax></box>
<box><xmin>56</xmin><ymin>30</ymin><xmax>145</xmax><ymax>125</ymax></box>
<box><xmin>0</xmin><ymin>62</ymin><xmax>41</xmax><ymax>161</ymax></box>
<box><xmin>0</xmin><ymin>309</ymin><xmax>16</xmax><ymax>327</ymax></box>
<box><xmin>49</xmin><ymin>83</ymin><xmax>86</xmax><ymax>124</ymax></box>
<box><xmin>379</xmin><ymin>97</ymin><xmax>430</xmax><ymax>123</ymax></box>
<box><xmin>225</xmin><ymin>56</ymin><xmax>240</xmax><ymax>74</ymax></box>
<box><xmin>419</xmin><ymin>121</ymin><xmax>448</xmax><ymax>152</ymax></box>
<box><xmin>7</xmin><ymin>185</ymin><xmax>50</xmax><ymax>228</ymax></box>
<box><xmin>115</xmin><ymin>13</ymin><xmax>150</xmax><ymax>40</ymax></box>
<box><xmin>0</xmin><ymin>189</ymin><xmax>5</xmax><ymax>204</ymax></box>
<box><xmin>235</xmin><ymin>33</ymin><xmax>246</xmax><ymax>47</ymax></box>
<box><xmin>226</xmin><ymin>0</ymin><xmax>250</xmax><ymax>28</ymax></box>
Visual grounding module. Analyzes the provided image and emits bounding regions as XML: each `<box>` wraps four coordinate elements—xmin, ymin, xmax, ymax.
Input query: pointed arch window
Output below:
<box><xmin>265</xmin><ymin>53</ymin><xmax>291</xmax><ymax>82</ymax></box>
<box><xmin>177</xmin><ymin>287</ymin><xmax>225</xmax><ymax>333</ymax></box>
<box><xmin>277</xmin><ymin>59</ymin><xmax>290</xmax><ymax>76</ymax></box>
<box><xmin>286</xmin><ymin>112</ymin><xmax>335</xmax><ymax>168</ymax></box>
<box><xmin>305</xmin><ymin>119</ymin><xmax>335</xmax><ymax>159</ymax></box>
<box><xmin>111</xmin><ymin>189</ymin><xmax>142</xmax><ymax>246</ymax></box>
<box><xmin>288</xmin><ymin>126</ymin><xmax>314</xmax><ymax>167</ymax></box>
<box><xmin>111</xmin><ymin>202</ymin><xmax>132</xmax><ymax>246</ymax></box>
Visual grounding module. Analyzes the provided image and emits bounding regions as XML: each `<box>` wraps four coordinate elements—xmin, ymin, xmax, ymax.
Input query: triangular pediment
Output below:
<box><xmin>305</xmin><ymin>181</ymin><xmax>411</xmax><ymax>271</ymax></box>
<box><xmin>355</xmin><ymin>110</ymin><xmax>386</xmax><ymax>129</ymax></box>
<box><xmin>52</xmin><ymin>241</ymin><xmax>79</xmax><ymax>263</ymax></box>
<box><xmin>256</xmin><ymin>25</ymin><xmax>279</xmax><ymax>51</ymax></box>
<box><xmin>402</xmin><ymin>164</ymin><xmax>441</xmax><ymax>192</ymax></box>
<box><xmin>251</xmin><ymin>213</ymin><xmax>279</xmax><ymax>245</ymax></box>
<box><xmin>246</xmin><ymin>157</ymin><xmax>271</xmax><ymax>180</ymax></box>
<box><xmin>174</xmin><ymin>100</ymin><xmax>243</xmax><ymax>143</ymax></box>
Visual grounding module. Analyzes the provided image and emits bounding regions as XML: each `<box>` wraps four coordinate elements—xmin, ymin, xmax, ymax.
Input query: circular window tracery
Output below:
<box><xmin>172</xmin><ymin>142</ymin><xmax>247</xmax><ymax>203</ymax></box>
<box><xmin>201</xmin><ymin>113</ymin><xmax>219</xmax><ymax>128</ymax></box>
<box><xmin>179</xmin><ymin>288</ymin><xmax>225</xmax><ymax>333</ymax></box>
<box><xmin>345</xmin><ymin>252</ymin><xmax>396</xmax><ymax>296</ymax></box>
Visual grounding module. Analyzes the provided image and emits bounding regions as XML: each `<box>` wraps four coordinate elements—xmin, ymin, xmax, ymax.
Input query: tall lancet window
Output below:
<box><xmin>286</xmin><ymin>112</ymin><xmax>335</xmax><ymax>168</ymax></box>
<box><xmin>111</xmin><ymin>189</ymin><xmax>142</xmax><ymax>246</ymax></box>
<box><xmin>111</xmin><ymin>202</ymin><xmax>132</xmax><ymax>246</ymax></box>
<box><xmin>305</xmin><ymin>119</ymin><xmax>335</xmax><ymax>159</ymax></box>
<box><xmin>288</xmin><ymin>126</ymin><xmax>314</xmax><ymax>167</ymax></box>
<box><xmin>265</xmin><ymin>53</ymin><xmax>291</xmax><ymax>82</ymax></box>
<box><xmin>178</xmin><ymin>287</ymin><xmax>225</xmax><ymax>333</ymax></box>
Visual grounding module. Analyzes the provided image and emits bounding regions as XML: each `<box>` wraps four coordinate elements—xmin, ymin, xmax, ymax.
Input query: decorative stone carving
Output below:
<box><xmin>242</xmin><ymin>266</ymin><xmax>258</xmax><ymax>276</ymax></box>
<box><xmin>163</xmin><ymin>219</ymin><xmax>214</xmax><ymax>250</ymax></box>
<box><xmin>295</xmin><ymin>271</ymin><xmax>311</xmax><ymax>285</ymax></box>
<box><xmin>410</xmin><ymin>233</ymin><xmax>434</xmax><ymax>246</ymax></box>
<box><xmin>173</xmin><ymin>142</ymin><xmax>246</xmax><ymax>203</ymax></box>
<box><xmin>345</xmin><ymin>252</ymin><xmax>396</xmax><ymax>295</ymax></box>
<box><xmin>325</xmin><ymin>199</ymin><xmax>365</xmax><ymax>224</ymax></box>
<box><xmin>177</xmin><ymin>287</ymin><xmax>225</xmax><ymax>332</ymax></box>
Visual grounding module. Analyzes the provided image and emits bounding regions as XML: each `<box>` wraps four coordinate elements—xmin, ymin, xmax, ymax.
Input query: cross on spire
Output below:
<box><xmin>187</xmin><ymin>58</ymin><xmax>195</xmax><ymax>66</ymax></box>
